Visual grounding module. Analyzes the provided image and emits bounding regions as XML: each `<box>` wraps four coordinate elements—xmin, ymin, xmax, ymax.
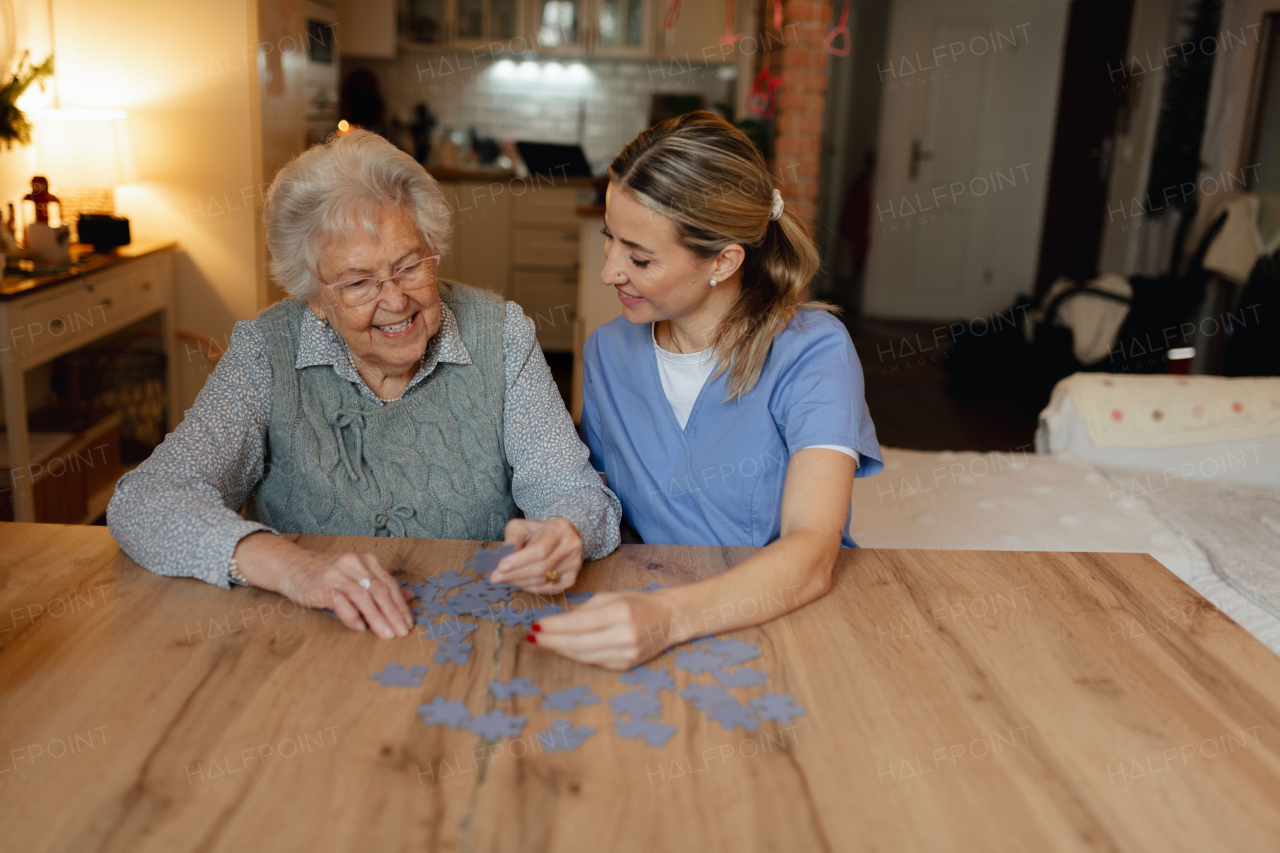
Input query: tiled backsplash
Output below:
<box><xmin>350</xmin><ymin>52</ymin><xmax>737</xmax><ymax>173</ymax></box>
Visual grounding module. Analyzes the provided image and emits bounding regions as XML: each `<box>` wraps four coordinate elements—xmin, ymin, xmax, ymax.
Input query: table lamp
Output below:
<box><xmin>33</xmin><ymin>109</ymin><xmax>138</xmax><ymax>247</ymax></box>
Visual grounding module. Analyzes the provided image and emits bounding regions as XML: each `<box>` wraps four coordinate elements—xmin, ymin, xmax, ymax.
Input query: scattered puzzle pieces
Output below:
<box><xmin>749</xmin><ymin>693</ymin><xmax>808</xmax><ymax>724</ymax></box>
<box><xmin>614</xmin><ymin>718</ymin><xmax>677</xmax><ymax>747</ymax></box>
<box><xmin>679</xmin><ymin>682</ymin><xmax>736</xmax><ymax>711</ymax></box>
<box><xmin>464</xmin><ymin>543</ymin><xmax>517</xmax><ymax>578</ymax></box>
<box><xmin>675</xmin><ymin>650</ymin><xmax>724</xmax><ymax>676</ymax></box>
<box><xmin>370</xmin><ymin>663</ymin><xmax>427</xmax><ymax>687</ymax></box>
<box><xmin>417</xmin><ymin>697</ymin><xmax>472</xmax><ymax>728</ymax></box>
<box><xmin>434</xmin><ymin>640</ymin><xmax>472</xmax><ymax>665</ymax></box>
<box><xmin>528</xmin><ymin>603</ymin><xmax>564</xmax><ymax>622</ymax></box>
<box><xmin>489</xmin><ymin>677</ymin><xmax>542</xmax><ymax>700</ymax></box>
<box><xmin>418</xmin><ymin>618</ymin><xmax>479</xmax><ymax>640</ymax></box>
<box><xmin>706</xmin><ymin>701</ymin><xmax>758</xmax><ymax>732</ymax></box>
<box><xmin>610</xmin><ymin>690</ymin><xmax>663</xmax><ymax>720</ymax></box>
<box><xmin>711</xmin><ymin>666</ymin><xmax>769</xmax><ymax>688</ymax></box>
<box><xmin>564</xmin><ymin>590</ymin><xmax>594</xmax><ymax>605</ymax></box>
<box><xmin>469</xmin><ymin>710</ymin><xmax>527</xmax><ymax>742</ymax></box>
<box><xmin>538</xmin><ymin>719</ymin><xmax>597</xmax><ymax>753</ymax></box>
<box><xmin>543</xmin><ymin>685</ymin><xmax>601</xmax><ymax>712</ymax></box>
<box><xmin>700</xmin><ymin>638</ymin><xmax>762</xmax><ymax>666</ymax></box>
<box><xmin>619</xmin><ymin>665</ymin><xmax>676</xmax><ymax>694</ymax></box>
<box><xmin>465</xmin><ymin>578</ymin><xmax>514</xmax><ymax>604</ymax></box>
<box><xmin>431</xmin><ymin>570</ymin><xmax>473</xmax><ymax>590</ymax></box>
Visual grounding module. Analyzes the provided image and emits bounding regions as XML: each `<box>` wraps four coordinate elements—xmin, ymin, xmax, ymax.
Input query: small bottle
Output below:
<box><xmin>5</xmin><ymin>203</ymin><xmax>15</xmax><ymax>239</ymax></box>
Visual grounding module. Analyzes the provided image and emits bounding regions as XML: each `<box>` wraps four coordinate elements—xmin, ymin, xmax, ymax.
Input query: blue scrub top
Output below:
<box><xmin>580</xmin><ymin>308</ymin><xmax>883</xmax><ymax>547</ymax></box>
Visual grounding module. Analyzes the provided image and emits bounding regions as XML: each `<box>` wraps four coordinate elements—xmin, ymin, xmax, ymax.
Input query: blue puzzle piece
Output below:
<box><xmin>542</xmin><ymin>685</ymin><xmax>601</xmax><ymax>712</ymax></box>
<box><xmin>469</xmin><ymin>710</ymin><xmax>527</xmax><ymax>742</ymax></box>
<box><xmin>449</xmin><ymin>591</ymin><xmax>495</xmax><ymax>617</ymax></box>
<box><xmin>711</xmin><ymin>666</ymin><xmax>769</xmax><ymax>688</ymax></box>
<box><xmin>679</xmin><ymin>682</ymin><xmax>736</xmax><ymax>711</ymax></box>
<box><xmin>370</xmin><ymin>663</ymin><xmax>426</xmax><ymax>687</ymax></box>
<box><xmin>529</xmin><ymin>603</ymin><xmax>564</xmax><ymax>622</ymax></box>
<box><xmin>640</xmin><ymin>582</ymin><xmax>667</xmax><ymax>592</ymax></box>
<box><xmin>492</xmin><ymin>605</ymin><xmax>537</xmax><ymax>627</ymax></box>
<box><xmin>422</xmin><ymin>599</ymin><xmax>460</xmax><ymax>618</ymax></box>
<box><xmin>489</xmin><ymin>677</ymin><xmax>542</xmax><ymax>700</ymax></box>
<box><xmin>706</xmin><ymin>700</ymin><xmax>758</xmax><ymax>732</ymax></box>
<box><xmin>749</xmin><ymin>692</ymin><xmax>808</xmax><ymax>725</ymax></box>
<box><xmin>614</xmin><ymin>718</ymin><xmax>677</xmax><ymax>747</ymax></box>
<box><xmin>407</xmin><ymin>582</ymin><xmax>435</xmax><ymax>600</ymax></box>
<box><xmin>434</xmin><ymin>640</ymin><xmax>472</xmax><ymax>665</ymax></box>
<box><xmin>418</xmin><ymin>618</ymin><xmax>478</xmax><ymax>640</ymax></box>
<box><xmin>417</xmin><ymin>697</ymin><xmax>472</xmax><ymax>728</ymax></box>
<box><xmin>465</xmin><ymin>578</ymin><xmax>514</xmax><ymax>604</ymax></box>
<box><xmin>610</xmin><ymin>690</ymin><xmax>663</xmax><ymax>720</ymax></box>
<box><xmin>465</xmin><ymin>543</ymin><xmax>517</xmax><ymax>578</ymax></box>
<box><xmin>432</xmin><ymin>570</ymin><xmax>473</xmax><ymax>590</ymax></box>
<box><xmin>564</xmin><ymin>590</ymin><xmax>594</xmax><ymax>605</ymax></box>
<box><xmin>675</xmin><ymin>650</ymin><xmax>723</xmax><ymax>676</ymax></box>
<box><xmin>538</xmin><ymin>719</ymin><xmax>596</xmax><ymax>752</ymax></box>
<box><xmin>700</xmin><ymin>638</ymin><xmax>762</xmax><ymax>666</ymax></box>
<box><xmin>619</xmin><ymin>665</ymin><xmax>676</xmax><ymax>694</ymax></box>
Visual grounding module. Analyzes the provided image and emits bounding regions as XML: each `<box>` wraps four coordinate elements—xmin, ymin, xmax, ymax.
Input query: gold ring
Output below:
<box><xmin>545</xmin><ymin>568</ymin><xmax>560</xmax><ymax>585</ymax></box>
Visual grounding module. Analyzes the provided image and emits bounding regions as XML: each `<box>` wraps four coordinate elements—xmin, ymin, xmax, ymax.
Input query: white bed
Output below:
<box><xmin>851</xmin><ymin>374</ymin><xmax>1280</xmax><ymax>655</ymax></box>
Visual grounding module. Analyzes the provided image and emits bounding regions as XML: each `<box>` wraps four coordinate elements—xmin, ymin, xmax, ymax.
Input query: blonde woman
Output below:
<box><xmin>490</xmin><ymin>112</ymin><xmax>883</xmax><ymax>669</ymax></box>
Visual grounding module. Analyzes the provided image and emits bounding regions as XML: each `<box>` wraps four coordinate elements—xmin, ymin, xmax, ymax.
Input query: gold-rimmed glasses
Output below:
<box><xmin>323</xmin><ymin>254</ymin><xmax>442</xmax><ymax>308</ymax></box>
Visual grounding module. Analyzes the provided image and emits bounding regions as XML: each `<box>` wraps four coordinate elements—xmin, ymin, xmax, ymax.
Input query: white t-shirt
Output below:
<box><xmin>652</xmin><ymin>327</ymin><xmax>859</xmax><ymax>464</ymax></box>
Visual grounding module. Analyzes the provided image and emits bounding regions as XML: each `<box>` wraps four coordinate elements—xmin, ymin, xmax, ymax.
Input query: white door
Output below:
<box><xmin>862</xmin><ymin>0</ymin><xmax>1069</xmax><ymax>321</ymax></box>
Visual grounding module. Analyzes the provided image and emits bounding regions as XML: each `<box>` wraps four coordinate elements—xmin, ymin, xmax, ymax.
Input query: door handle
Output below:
<box><xmin>909</xmin><ymin>138</ymin><xmax>934</xmax><ymax>180</ymax></box>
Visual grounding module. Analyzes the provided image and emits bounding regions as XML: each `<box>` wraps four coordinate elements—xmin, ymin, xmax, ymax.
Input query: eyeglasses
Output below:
<box><xmin>323</xmin><ymin>255</ymin><xmax>442</xmax><ymax>307</ymax></box>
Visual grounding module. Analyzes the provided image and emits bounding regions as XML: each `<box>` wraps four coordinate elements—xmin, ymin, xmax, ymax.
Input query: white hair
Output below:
<box><xmin>264</xmin><ymin>129</ymin><xmax>453</xmax><ymax>300</ymax></box>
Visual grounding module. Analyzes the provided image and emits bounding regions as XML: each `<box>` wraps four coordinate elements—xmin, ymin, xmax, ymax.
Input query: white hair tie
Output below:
<box><xmin>769</xmin><ymin>188</ymin><xmax>784</xmax><ymax>221</ymax></box>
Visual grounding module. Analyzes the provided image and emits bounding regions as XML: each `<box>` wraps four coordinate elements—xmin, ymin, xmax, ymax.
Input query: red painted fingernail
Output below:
<box><xmin>526</xmin><ymin>634</ymin><xmax>537</xmax><ymax>643</ymax></box>
<box><xmin>532</xmin><ymin>623</ymin><xmax>542</xmax><ymax>632</ymax></box>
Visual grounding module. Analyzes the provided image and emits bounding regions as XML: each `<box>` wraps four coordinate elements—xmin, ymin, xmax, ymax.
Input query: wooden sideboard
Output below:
<box><xmin>0</xmin><ymin>240</ymin><xmax>178</xmax><ymax>522</ymax></box>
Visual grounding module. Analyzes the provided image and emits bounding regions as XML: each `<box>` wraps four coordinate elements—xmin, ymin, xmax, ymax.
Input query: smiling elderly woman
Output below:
<box><xmin>107</xmin><ymin>130</ymin><xmax>622</xmax><ymax>639</ymax></box>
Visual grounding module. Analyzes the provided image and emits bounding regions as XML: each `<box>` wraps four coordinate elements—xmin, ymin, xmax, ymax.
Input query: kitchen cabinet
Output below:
<box><xmin>531</xmin><ymin>0</ymin><xmax>653</xmax><ymax>56</ymax></box>
<box><xmin>338</xmin><ymin>0</ymin><xmax>398</xmax><ymax>57</ymax></box>
<box><xmin>399</xmin><ymin>0</ymin><xmax>521</xmax><ymax>50</ymax></box>
<box><xmin>510</xmin><ymin>183</ymin><xmax>593</xmax><ymax>352</ymax></box>
<box><xmin>570</xmin><ymin>209</ymin><xmax>622</xmax><ymax>421</ymax></box>
<box><xmin>436</xmin><ymin>181</ymin><xmax>513</xmax><ymax>297</ymax></box>
<box><xmin>656</xmin><ymin>0</ymin><xmax>744</xmax><ymax>61</ymax></box>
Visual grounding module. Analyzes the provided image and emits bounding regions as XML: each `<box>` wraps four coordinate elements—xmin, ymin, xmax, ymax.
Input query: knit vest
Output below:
<box><xmin>253</xmin><ymin>282</ymin><xmax>517</xmax><ymax>539</ymax></box>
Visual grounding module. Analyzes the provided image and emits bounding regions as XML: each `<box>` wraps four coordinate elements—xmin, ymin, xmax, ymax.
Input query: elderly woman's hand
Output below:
<box><xmin>234</xmin><ymin>532</ymin><xmax>415</xmax><ymax>639</ymax></box>
<box><xmin>490</xmin><ymin>517</ymin><xmax>584</xmax><ymax>594</ymax></box>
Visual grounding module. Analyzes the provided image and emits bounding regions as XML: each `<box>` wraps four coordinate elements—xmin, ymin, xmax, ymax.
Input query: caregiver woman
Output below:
<box><xmin>515</xmin><ymin>111</ymin><xmax>883</xmax><ymax>670</ymax></box>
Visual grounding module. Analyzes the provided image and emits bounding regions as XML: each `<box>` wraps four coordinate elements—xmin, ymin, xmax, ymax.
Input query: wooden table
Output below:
<box><xmin>3</xmin><ymin>523</ymin><xmax>1280</xmax><ymax>852</ymax></box>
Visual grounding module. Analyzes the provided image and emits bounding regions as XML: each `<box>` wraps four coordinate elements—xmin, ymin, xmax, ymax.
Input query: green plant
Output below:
<box><xmin>0</xmin><ymin>51</ymin><xmax>54</xmax><ymax>150</ymax></box>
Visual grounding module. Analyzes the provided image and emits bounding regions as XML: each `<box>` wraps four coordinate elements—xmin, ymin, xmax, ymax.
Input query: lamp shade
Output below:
<box><xmin>34</xmin><ymin>109</ymin><xmax>140</xmax><ymax>191</ymax></box>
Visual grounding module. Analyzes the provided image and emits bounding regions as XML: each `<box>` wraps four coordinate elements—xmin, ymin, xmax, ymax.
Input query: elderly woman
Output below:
<box><xmin>107</xmin><ymin>130</ymin><xmax>621</xmax><ymax>640</ymax></box>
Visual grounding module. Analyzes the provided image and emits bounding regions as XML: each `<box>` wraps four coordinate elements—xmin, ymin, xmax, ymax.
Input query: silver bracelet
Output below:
<box><xmin>228</xmin><ymin>556</ymin><xmax>250</xmax><ymax>586</ymax></box>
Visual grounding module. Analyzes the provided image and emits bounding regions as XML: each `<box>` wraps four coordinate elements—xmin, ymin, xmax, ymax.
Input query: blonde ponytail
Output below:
<box><xmin>608</xmin><ymin>111</ymin><xmax>831</xmax><ymax>399</ymax></box>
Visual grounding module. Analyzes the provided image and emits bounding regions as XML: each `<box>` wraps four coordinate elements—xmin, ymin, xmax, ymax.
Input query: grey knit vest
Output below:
<box><xmin>252</xmin><ymin>282</ymin><xmax>517</xmax><ymax>539</ymax></box>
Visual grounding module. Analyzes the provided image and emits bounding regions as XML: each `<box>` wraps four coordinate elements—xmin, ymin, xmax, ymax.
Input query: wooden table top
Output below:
<box><xmin>2</xmin><ymin>523</ymin><xmax>1280</xmax><ymax>852</ymax></box>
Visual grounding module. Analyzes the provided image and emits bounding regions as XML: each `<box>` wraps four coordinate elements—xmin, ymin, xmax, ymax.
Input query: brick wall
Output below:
<box><xmin>768</xmin><ymin>0</ymin><xmax>833</xmax><ymax>222</ymax></box>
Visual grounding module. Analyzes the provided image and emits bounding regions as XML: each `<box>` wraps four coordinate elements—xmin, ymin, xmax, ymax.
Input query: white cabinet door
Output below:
<box><xmin>438</xmin><ymin>182</ymin><xmax>513</xmax><ymax>297</ymax></box>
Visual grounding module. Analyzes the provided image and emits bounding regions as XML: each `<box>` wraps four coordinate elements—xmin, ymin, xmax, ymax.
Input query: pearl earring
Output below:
<box><xmin>710</xmin><ymin>277</ymin><xmax>718</xmax><ymax>287</ymax></box>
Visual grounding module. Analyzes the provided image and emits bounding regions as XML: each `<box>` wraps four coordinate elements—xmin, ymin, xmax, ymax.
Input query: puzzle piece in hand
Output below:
<box><xmin>749</xmin><ymin>692</ymin><xmax>808</xmax><ymax>725</ymax></box>
<box><xmin>711</xmin><ymin>666</ymin><xmax>769</xmax><ymax>688</ymax></box>
<box><xmin>417</xmin><ymin>697</ymin><xmax>472</xmax><ymax>728</ymax></box>
<box><xmin>542</xmin><ymin>685</ymin><xmax>601</xmax><ymax>712</ymax></box>
<box><xmin>614</xmin><ymin>718</ymin><xmax>677</xmax><ymax>747</ymax></box>
<box><xmin>538</xmin><ymin>719</ymin><xmax>597</xmax><ymax>752</ymax></box>
<box><xmin>370</xmin><ymin>663</ymin><xmax>427</xmax><ymax>687</ymax></box>
<box><xmin>419</xmin><ymin>618</ymin><xmax>478</xmax><ymax>640</ymax></box>
<box><xmin>464</xmin><ymin>543</ymin><xmax>517</xmax><ymax>578</ymax></box>
<box><xmin>469</xmin><ymin>710</ymin><xmax>527</xmax><ymax>742</ymax></box>
<box><xmin>610</xmin><ymin>690</ymin><xmax>663</xmax><ymax>720</ymax></box>
<box><xmin>434</xmin><ymin>640</ymin><xmax>473</xmax><ymax>665</ymax></box>
<box><xmin>564</xmin><ymin>590</ymin><xmax>594</xmax><ymax>605</ymax></box>
<box><xmin>706</xmin><ymin>700</ymin><xmax>759</xmax><ymax>732</ymax></box>
<box><xmin>619</xmin><ymin>665</ymin><xmax>676</xmax><ymax>694</ymax></box>
<box><xmin>700</xmin><ymin>638</ymin><xmax>762</xmax><ymax>666</ymax></box>
<box><xmin>489</xmin><ymin>677</ymin><xmax>542</xmax><ymax>701</ymax></box>
<box><xmin>431</xmin><ymin>570</ymin><xmax>473</xmax><ymax>590</ymax></box>
<box><xmin>679</xmin><ymin>682</ymin><xmax>736</xmax><ymax>711</ymax></box>
<box><xmin>675</xmin><ymin>649</ymin><xmax>724</xmax><ymax>676</ymax></box>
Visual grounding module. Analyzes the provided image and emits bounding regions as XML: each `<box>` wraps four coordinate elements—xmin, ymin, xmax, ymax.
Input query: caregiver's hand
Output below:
<box><xmin>527</xmin><ymin>591</ymin><xmax>677</xmax><ymax>671</ymax></box>
<box><xmin>232</xmin><ymin>531</ymin><xmax>414</xmax><ymax>639</ymax></box>
<box><xmin>491</xmin><ymin>517</ymin><xmax>583</xmax><ymax>594</ymax></box>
